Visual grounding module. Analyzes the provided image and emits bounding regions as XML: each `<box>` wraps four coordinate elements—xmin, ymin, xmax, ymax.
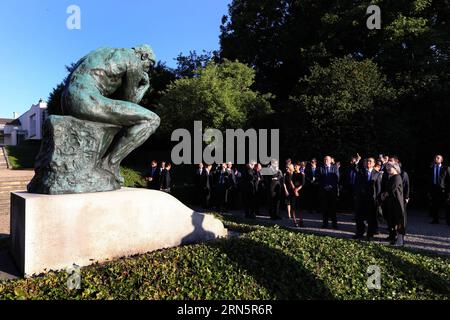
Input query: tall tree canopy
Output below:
<box><xmin>158</xmin><ymin>59</ymin><xmax>273</xmax><ymax>134</ymax></box>
<box><xmin>220</xmin><ymin>0</ymin><xmax>450</xmax><ymax>101</ymax></box>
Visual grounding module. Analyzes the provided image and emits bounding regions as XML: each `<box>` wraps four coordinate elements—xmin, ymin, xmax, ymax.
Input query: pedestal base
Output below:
<box><xmin>10</xmin><ymin>188</ymin><xmax>227</xmax><ymax>276</ymax></box>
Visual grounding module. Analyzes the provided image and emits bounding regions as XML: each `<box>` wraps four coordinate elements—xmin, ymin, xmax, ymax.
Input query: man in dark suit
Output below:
<box><xmin>340</xmin><ymin>154</ymin><xmax>362</xmax><ymax>211</ymax></box>
<box><xmin>429</xmin><ymin>154</ymin><xmax>447</xmax><ymax>224</ymax></box>
<box><xmin>317</xmin><ymin>156</ymin><xmax>340</xmax><ymax>229</ymax></box>
<box><xmin>194</xmin><ymin>163</ymin><xmax>204</xmax><ymax>205</ymax></box>
<box><xmin>159</xmin><ymin>162</ymin><xmax>172</xmax><ymax>193</ymax></box>
<box><xmin>253</xmin><ymin>163</ymin><xmax>264</xmax><ymax>216</ymax></box>
<box><xmin>304</xmin><ymin>158</ymin><xmax>320</xmax><ymax>213</ymax></box>
<box><xmin>213</xmin><ymin>163</ymin><xmax>229</xmax><ymax>212</ymax></box>
<box><xmin>242</xmin><ymin>162</ymin><xmax>257</xmax><ymax>218</ymax></box>
<box><xmin>353</xmin><ymin>157</ymin><xmax>382</xmax><ymax>240</ymax></box>
<box><xmin>143</xmin><ymin>160</ymin><xmax>160</xmax><ymax>190</ymax></box>
<box><xmin>200</xmin><ymin>164</ymin><xmax>213</xmax><ymax>209</ymax></box>
<box><xmin>445</xmin><ymin>166</ymin><xmax>450</xmax><ymax>226</ymax></box>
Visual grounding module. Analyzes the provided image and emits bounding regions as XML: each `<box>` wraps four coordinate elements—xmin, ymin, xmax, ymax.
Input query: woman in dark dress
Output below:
<box><xmin>284</xmin><ymin>164</ymin><xmax>298</xmax><ymax>226</ymax></box>
<box><xmin>292</xmin><ymin>162</ymin><xmax>306</xmax><ymax>227</ymax></box>
<box><xmin>383</xmin><ymin>162</ymin><xmax>406</xmax><ymax>246</ymax></box>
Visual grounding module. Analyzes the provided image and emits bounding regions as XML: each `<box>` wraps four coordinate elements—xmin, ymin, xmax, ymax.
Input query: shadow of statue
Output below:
<box><xmin>181</xmin><ymin>212</ymin><xmax>217</xmax><ymax>245</ymax></box>
<box><xmin>208</xmin><ymin>237</ymin><xmax>334</xmax><ymax>299</ymax></box>
<box><xmin>370</xmin><ymin>245</ymin><xmax>450</xmax><ymax>296</ymax></box>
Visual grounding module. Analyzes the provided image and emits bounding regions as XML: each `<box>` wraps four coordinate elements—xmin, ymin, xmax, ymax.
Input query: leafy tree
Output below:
<box><xmin>220</xmin><ymin>0</ymin><xmax>450</xmax><ymax>100</ymax></box>
<box><xmin>140</xmin><ymin>61</ymin><xmax>176</xmax><ymax>109</ymax></box>
<box><xmin>46</xmin><ymin>63</ymin><xmax>77</xmax><ymax>115</ymax></box>
<box><xmin>173</xmin><ymin>50</ymin><xmax>219</xmax><ymax>79</ymax></box>
<box><xmin>158</xmin><ymin>59</ymin><xmax>273</xmax><ymax>134</ymax></box>
<box><xmin>286</xmin><ymin>57</ymin><xmax>399</xmax><ymax>159</ymax></box>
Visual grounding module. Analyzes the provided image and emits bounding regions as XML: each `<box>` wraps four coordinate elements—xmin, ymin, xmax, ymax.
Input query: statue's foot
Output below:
<box><xmin>101</xmin><ymin>158</ymin><xmax>124</xmax><ymax>186</ymax></box>
<box><xmin>112</xmin><ymin>164</ymin><xmax>124</xmax><ymax>186</ymax></box>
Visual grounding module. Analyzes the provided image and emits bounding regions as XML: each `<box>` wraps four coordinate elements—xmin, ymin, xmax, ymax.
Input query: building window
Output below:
<box><xmin>30</xmin><ymin>113</ymin><xmax>36</xmax><ymax>137</ymax></box>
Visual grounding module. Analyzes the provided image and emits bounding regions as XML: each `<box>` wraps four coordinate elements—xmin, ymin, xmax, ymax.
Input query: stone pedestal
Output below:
<box><xmin>10</xmin><ymin>188</ymin><xmax>228</xmax><ymax>276</ymax></box>
<box><xmin>27</xmin><ymin>115</ymin><xmax>122</xmax><ymax>195</ymax></box>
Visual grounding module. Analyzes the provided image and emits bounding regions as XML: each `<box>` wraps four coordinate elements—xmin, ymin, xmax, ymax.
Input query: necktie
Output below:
<box><xmin>435</xmin><ymin>166</ymin><xmax>440</xmax><ymax>185</ymax></box>
<box><xmin>368</xmin><ymin>170</ymin><xmax>371</xmax><ymax>182</ymax></box>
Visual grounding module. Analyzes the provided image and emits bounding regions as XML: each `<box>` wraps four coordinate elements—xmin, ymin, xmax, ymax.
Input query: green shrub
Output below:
<box><xmin>0</xmin><ymin>220</ymin><xmax>448</xmax><ymax>300</ymax></box>
<box><xmin>120</xmin><ymin>167</ymin><xmax>147</xmax><ymax>188</ymax></box>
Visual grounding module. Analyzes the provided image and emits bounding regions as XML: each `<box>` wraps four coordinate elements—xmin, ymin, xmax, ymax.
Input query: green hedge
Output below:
<box><xmin>0</xmin><ymin>219</ymin><xmax>448</xmax><ymax>300</ymax></box>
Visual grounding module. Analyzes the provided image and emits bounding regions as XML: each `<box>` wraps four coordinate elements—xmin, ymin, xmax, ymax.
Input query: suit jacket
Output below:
<box><xmin>195</xmin><ymin>168</ymin><xmax>204</xmax><ymax>187</ymax></box>
<box><xmin>317</xmin><ymin>165</ymin><xmax>339</xmax><ymax>191</ymax></box>
<box><xmin>160</xmin><ymin>169</ymin><xmax>171</xmax><ymax>190</ymax></box>
<box><xmin>200</xmin><ymin>169</ymin><xmax>213</xmax><ymax>191</ymax></box>
<box><xmin>445</xmin><ymin>167</ymin><xmax>450</xmax><ymax>194</ymax></box>
<box><xmin>400</xmin><ymin>170</ymin><xmax>410</xmax><ymax>200</ymax></box>
<box><xmin>242</xmin><ymin>167</ymin><xmax>257</xmax><ymax>194</ymax></box>
<box><xmin>305</xmin><ymin>166</ymin><xmax>319</xmax><ymax>186</ymax></box>
<box><xmin>354</xmin><ymin>168</ymin><xmax>382</xmax><ymax>203</ymax></box>
<box><xmin>430</xmin><ymin>165</ymin><xmax>447</xmax><ymax>190</ymax></box>
<box><xmin>144</xmin><ymin>166</ymin><xmax>160</xmax><ymax>189</ymax></box>
<box><xmin>269</xmin><ymin>169</ymin><xmax>284</xmax><ymax>197</ymax></box>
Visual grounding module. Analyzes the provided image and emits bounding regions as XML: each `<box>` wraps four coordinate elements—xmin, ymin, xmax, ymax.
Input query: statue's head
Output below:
<box><xmin>132</xmin><ymin>44</ymin><xmax>156</xmax><ymax>72</ymax></box>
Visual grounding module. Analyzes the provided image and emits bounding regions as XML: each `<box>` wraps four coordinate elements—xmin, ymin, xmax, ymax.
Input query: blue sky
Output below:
<box><xmin>0</xmin><ymin>0</ymin><xmax>231</xmax><ymax>118</ymax></box>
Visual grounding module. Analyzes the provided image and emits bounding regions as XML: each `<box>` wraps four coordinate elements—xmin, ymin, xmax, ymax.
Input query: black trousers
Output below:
<box><xmin>321</xmin><ymin>189</ymin><xmax>337</xmax><ymax>226</ymax></box>
<box><xmin>355</xmin><ymin>196</ymin><xmax>378</xmax><ymax>236</ymax></box>
<box><xmin>430</xmin><ymin>186</ymin><xmax>445</xmax><ymax>221</ymax></box>
<box><xmin>269</xmin><ymin>191</ymin><xmax>281</xmax><ymax>218</ymax></box>
<box><xmin>201</xmin><ymin>187</ymin><xmax>211</xmax><ymax>209</ymax></box>
<box><xmin>243</xmin><ymin>190</ymin><xmax>256</xmax><ymax>217</ymax></box>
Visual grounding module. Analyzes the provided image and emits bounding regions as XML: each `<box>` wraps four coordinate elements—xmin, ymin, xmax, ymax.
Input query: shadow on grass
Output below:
<box><xmin>209</xmin><ymin>236</ymin><xmax>334</xmax><ymax>300</ymax></box>
<box><xmin>370</xmin><ymin>245</ymin><xmax>450</xmax><ymax>295</ymax></box>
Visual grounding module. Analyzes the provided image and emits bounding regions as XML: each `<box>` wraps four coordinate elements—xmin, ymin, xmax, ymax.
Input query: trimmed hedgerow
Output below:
<box><xmin>0</xmin><ymin>221</ymin><xmax>448</xmax><ymax>300</ymax></box>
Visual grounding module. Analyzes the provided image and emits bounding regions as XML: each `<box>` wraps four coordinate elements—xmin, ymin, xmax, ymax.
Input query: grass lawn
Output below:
<box><xmin>0</xmin><ymin>216</ymin><xmax>448</xmax><ymax>300</ymax></box>
<box><xmin>5</xmin><ymin>140</ymin><xmax>41</xmax><ymax>169</ymax></box>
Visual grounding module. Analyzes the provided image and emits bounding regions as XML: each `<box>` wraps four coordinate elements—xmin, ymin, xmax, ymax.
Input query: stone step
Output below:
<box><xmin>0</xmin><ymin>179</ymin><xmax>30</xmax><ymax>184</ymax></box>
<box><xmin>0</xmin><ymin>179</ymin><xmax>32</xmax><ymax>185</ymax></box>
<box><xmin>0</xmin><ymin>192</ymin><xmax>26</xmax><ymax>200</ymax></box>
<box><xmin>0</xmin><ymin>187</ymin><xmax>29</xmax><ymax>192</ymax></box>
<box><xmin>0</xmin><ymin>183</ymin><xmax>31</xmax><ymax>188</ymax></box>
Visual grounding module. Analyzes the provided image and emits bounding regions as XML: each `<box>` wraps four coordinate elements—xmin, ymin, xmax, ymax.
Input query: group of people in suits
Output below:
<box><xmin>143</xmin><ymin>160</ymin><xmax>172</xmax><ymax>193</ymax></box>
<box><xmin>349</xmin><ymin>154</ymin><xmax>410</xmax><ymax>245</ymax></box>
<box><xmin>147</xmin><ymin>152</ymin><xmax>449</xmax><ymax>247</ymax></box>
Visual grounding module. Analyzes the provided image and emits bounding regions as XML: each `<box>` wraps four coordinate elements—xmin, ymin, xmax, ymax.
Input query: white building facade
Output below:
<box><xmin>0</xmin><ymin>99</ymin><xmax>48</xmax><ymax>146</ymax></box>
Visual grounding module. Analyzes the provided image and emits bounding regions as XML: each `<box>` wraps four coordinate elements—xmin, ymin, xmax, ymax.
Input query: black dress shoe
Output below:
<box><xmin>352</xmin><ymin>234</ymin><xmax>364</xmax><ymax>240</ymax></box>
<box><xmin>332</xmin><ymin>224</ymin><xmax>339</xmax><ymax>230</ymax></box>
<box><xmin>321</xmin><ymin>224</ymin><xmax>329</xmax><ymax>229</ymax></box>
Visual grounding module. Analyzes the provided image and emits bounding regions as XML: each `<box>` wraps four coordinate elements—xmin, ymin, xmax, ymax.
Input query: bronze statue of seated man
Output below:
<box><xmin>61</xmin><ymin>44</ymin><xmax>161</xmax><ymax>184</ymax></box>
<box><xmin>28</xmin><ymin>45</ymin><xmax>160</xmax><ymax>194</ymax></box>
